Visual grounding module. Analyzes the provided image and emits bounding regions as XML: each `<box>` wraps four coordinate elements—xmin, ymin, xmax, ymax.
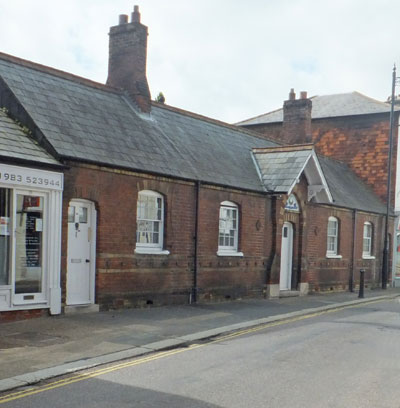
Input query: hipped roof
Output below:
<box><xmin>237</xmin><ymin>91</ymin><xmax>399</xmax><ymax>126</ymax></box>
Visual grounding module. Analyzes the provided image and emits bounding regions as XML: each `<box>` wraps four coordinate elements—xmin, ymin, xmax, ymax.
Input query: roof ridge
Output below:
<box><xmin>151</xmin><ymin>101</ymin><xmax>281</xmax><ymax>145</ymax></box>
<box><xmin>0</xmin><ymin>51</ymin><xmax>121</xmax><ymax>94</ymax></box>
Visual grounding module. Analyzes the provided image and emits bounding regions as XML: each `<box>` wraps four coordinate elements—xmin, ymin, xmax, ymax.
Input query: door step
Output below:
<box><xmin>64</xmin><ymin>304</ymin><xmax>99</xmax><ymax>314</ymax></box>
<box><xmin>279</xmin><ymin>290</ymin><xmax>300</xmax><ymax>298</ymax></box>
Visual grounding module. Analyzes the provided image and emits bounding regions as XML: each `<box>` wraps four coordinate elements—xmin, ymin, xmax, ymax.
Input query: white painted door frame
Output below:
<box><xmin>280</xmin><ymin>222</ymin><xmax>293</xmax><ymax>291</ymax></box>
<box><xmin>66</xmin><ymin>199</ymin><xmax>96</xmax><ymax>305</ymax></box>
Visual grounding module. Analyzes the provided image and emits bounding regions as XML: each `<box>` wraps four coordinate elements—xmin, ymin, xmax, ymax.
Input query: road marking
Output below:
<box><xmin>0</xmin><ymin>298</ymin><xmax>389</xmax><ymax>404</ymax></box>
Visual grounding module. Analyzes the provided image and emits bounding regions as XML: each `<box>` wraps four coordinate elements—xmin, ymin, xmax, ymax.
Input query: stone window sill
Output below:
<box><xmin>326</xmin><ymin>254</ymin><xmax>342</xmax><ymax>259</ymax></box>
<box><xmin>362</xmin><ymin>254</ymin><xmax>375</xmax><ymax>260</ymax></box>
<box><xmin>217</xmin><ymin>251</ymin><xmax>244</xmax><ymax>257</ymax></box>
<box><xmin>135</xmin><ymin>248</ymin><xmax>170</xmax><ymax>255</ymax></box>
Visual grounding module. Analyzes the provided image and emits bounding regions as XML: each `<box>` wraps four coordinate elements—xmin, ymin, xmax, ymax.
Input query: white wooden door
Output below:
<box><xmin>66</xmin><ymin>201</ymin><xmax>94</xmax><ymax>305</ymax></box>
<box><xmin>280</xmin><ymin>222</ymin><xmax>293</xmax><ymax>290</ymax></box>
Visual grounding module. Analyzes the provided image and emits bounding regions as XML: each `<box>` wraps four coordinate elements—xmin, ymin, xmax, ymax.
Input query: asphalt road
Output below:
<box><xmin>2</xmin><ymin>299</ymin><xmax>400</xmax><ymax>408</ymax></box>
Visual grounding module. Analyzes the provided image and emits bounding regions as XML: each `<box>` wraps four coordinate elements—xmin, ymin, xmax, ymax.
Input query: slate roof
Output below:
<box><xmin>318</xmin><ymin>155</ymin><xmax>386</xmax><ymax>214</ymax></box>
<box><xmin>0</xmin><ymin>54</ymin><xmax>276</xmax><ymax>192</ymax></box>
<box><xmin>253</xmin><ymin>145</ymin><xmax>313</xmax><ymax>192</ymax></box>
<box><xmin>237</xmin><ymin>92</ymin><xmax>398</xmax><ymax>126</ymax></box>
<box><xmin>0</xmin><ymin>108</ymin><xmax>60</xmax><ymax>165</ymax></box>
<box><xmin>0</xmin><ymin>54</ymin><xmax>389</xmax><ymax>214</ymax></box>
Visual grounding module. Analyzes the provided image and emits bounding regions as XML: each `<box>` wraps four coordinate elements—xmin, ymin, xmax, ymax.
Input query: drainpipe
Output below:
<box><xmin>192</xmin><ymin>180</ymin><xmax>201</xmax><ymax>303</ymax></box>
<box><xmin>266</xmin><ymin>196</ymin><xmax>277</xmax><ymax>289</ymax></box>
<box><xmin>349</xmin><ymin>209</ymin><xmax>357</xmax><ymax>292</ymax></box>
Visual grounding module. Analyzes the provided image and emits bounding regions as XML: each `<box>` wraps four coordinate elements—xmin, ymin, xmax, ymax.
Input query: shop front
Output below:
<box><xmin>0</xmin><ymin>163</ymin><xmax>63</xmax><ymax>315</ymax></box>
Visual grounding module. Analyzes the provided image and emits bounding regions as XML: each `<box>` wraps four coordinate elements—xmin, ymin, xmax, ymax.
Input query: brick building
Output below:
<box><xmin>0</xmin><ymin>7</ymin><xmax>394</xmax><ymax>319</ymax></box>
<box><xmin>237</xmin><ymin>90</ymin><xmax>400</xmax><ymax>205</ymax></box>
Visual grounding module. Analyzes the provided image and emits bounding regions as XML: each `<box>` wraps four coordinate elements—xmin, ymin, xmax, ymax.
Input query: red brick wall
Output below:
<box><xmin>196</xmin><ymin>186</ymin><xmax>272</xmax><ymax>301</ymax></box>
<box><xmin>243</xmin><ymin>113</ymin><xmax>399</xmax><ymax>203</ymax></box>
<box><xmin>0</xmin><ymin>308</ymin><xmax>46</xmax><ymax>323</ymax></box>
<box><xmin>304</xmin><ymin>204</ymin><xmax>387</xmax><ymax>291</ymax></box>
<box><xmin>62</xmin><ymin>163</ymin><xmax>275</xmax><ymax>309</ymax></box>
<box><xmin>60</xmin><ymin>161</ymin><xmax>391</xmax><ymax>311</ymax></box>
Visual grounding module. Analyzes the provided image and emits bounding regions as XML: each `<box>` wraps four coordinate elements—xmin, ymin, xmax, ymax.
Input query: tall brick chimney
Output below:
<box><xmin>107</xmin><ymin>6</ymin><xmax>151</xmax><ymax>112</ymax></box>
<box><xmin>282</xmin><ymin>89</ymin><xmax>312</xmax><ymax>144</ymax></box>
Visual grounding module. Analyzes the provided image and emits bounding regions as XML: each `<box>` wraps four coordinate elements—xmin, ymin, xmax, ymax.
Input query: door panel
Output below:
<box><xmin>66</xmin><ymin>201</ymin><xmax>92</xmax><ymax>305</ymax></box>
<box><xmin>280</xmin><ymin>222</ymin><xmax>293</xmax><ymax>290</ymax></box>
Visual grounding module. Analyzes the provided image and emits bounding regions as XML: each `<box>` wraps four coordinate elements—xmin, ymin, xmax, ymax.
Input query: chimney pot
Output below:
<box><xmin>132</xmin><ymin>5</ymin><xmax>141</xmax><ymax>23</ymax></box>
<box><xmin>119</xmin><ymin>14</ymin><xmax>128</xmax><ymax>25</ymax></box>
<box><xmin>289</xmin><ymin>88</ymin><xmax>296</xmax><ymax>100</ymax></box>
<box><xmin>300</xmin><ymin>91</ymin><xmax>308</xmax><ymax>99</ymax></box>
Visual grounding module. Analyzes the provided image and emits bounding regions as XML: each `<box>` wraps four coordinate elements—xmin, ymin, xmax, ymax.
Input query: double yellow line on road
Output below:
<box><xmin>0</xmin><ymin>298</ymin><xmax>387</xmax><ymax>405</ymax></box>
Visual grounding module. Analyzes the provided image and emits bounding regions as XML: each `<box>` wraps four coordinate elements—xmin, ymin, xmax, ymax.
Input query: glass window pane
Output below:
<box><xmin>328</xmin><ymin>220</ymin><xmax>337</xmax><ymax>236</ymax></box>
<box><xmin>218</xmin><ymin>205</ymin><xmax>238</xmax><ymax>250</ymax></box>
<box><xmin>78</xmin><ymin>207</ymin><xmax>88</xmax><ymax>223</ymax></box>
<box><xmin>15</xmin><ymin>195</ymin><xmax>43</xmax><ymax>294</ymax></box>
<box><xmin>68</xmin><ymin>206</ymin><xmax>75</xmax><ymax>223</ymax></box>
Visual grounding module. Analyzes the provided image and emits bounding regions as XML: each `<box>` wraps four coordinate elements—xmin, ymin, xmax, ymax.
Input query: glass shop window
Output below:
<box><xmin>15</xmin><ymin>194</ymin><xmax>44</xmax><ymax>294</ymax></box>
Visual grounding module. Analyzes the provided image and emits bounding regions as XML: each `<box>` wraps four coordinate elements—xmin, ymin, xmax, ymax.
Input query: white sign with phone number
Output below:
<box><xmin>0</xmin><ymin>163</ymin><xmax>63</xmax><ymax>191</ymax></box>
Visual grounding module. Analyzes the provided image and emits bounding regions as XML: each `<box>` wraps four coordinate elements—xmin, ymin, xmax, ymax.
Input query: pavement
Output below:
<box><xmin>1</xmin><ymin>287</ymin><xmax>399</xmax><ymax>393</ymax></box>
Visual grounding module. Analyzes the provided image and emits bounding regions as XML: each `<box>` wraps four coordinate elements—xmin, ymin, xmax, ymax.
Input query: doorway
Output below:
<box><xmin>66</xmin><ymin>199</ymin><xmax>96</xmax><ymax>305</ymax></box>
<box><xmin>280</xmin><ymin>222</ymin><xmax>293</xmax><ymax>290</ymax></box>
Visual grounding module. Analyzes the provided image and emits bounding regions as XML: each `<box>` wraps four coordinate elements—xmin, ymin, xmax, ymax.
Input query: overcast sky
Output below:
<box><xmin>0</xmin><ymin>0</ymin><xmax>398</xmax><ymax>123</ymax></box>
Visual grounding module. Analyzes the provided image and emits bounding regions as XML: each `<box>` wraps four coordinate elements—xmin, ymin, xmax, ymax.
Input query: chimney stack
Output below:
<box><xmin>282</xmin><ymin>89</ymin><xmax>312</xmax><ymax>144</ymax></box>
<box><xmin>107</xmin><ymin>6</ymin><xmax>151</xmax><ymax>112</ymax></box>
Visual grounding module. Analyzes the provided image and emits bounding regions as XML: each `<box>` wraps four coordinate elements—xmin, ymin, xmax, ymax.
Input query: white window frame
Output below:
<box><xmin>217</xmin><ymin>201</ymin><xmax>243</xmax><ymax>257</ymax></box>
<box><xmin>326</xmin><ymin>216</ymin><xmax>341</xmax><ymax>258</ymax></box>
<box><xmin>135</xmin><ymin>190</ymin><xmax>169</xmax><ymax>255</ymax></box>
<box><xmin>362</xmin><ymin>222</ymin><xmax>374</xmax><ymax>259</ymax></box>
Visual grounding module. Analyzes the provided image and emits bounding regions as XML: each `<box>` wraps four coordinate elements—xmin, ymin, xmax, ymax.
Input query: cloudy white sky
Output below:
<box><xmin>0</xmin><ymin>0</ymin><xmax>398</xmax><ymax>123</ymax></box>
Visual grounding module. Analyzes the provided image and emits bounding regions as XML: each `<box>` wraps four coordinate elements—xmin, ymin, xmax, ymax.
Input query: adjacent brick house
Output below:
<box><xmin>237</xmin><ymin>89</ymin><xmax>400</xmax><ymax>205</ymax></box>
<box><xmin>0</xmin><ymin>6</ymin><xmax>394</xmax><ymax>319</ymax></box>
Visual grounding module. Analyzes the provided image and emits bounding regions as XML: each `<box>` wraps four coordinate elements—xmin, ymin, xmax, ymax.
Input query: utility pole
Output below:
<box><xmin>382</xmin><ymin>65</ymin><xmax>397</xmax><ymax>289</ymax></box>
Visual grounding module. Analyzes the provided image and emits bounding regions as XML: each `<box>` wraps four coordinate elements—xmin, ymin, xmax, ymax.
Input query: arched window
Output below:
<box><xmin>363</xmin><ymin>222</ymin><xmax>373</xmax><ymax>257</ymax></box>
<box><xmin>135</xmin><ymin>190</ymin><xmax>167</xmax><ymax>254</ymax></box>
<box><xmin>218</xmin><ymin>201</ymin><xmax>242</xmax><ymax>256</ymax></box>
<box><xmin>327</xmin><ymin>216</ymin><xmax>339</xmax><ymax>257</ymax></box>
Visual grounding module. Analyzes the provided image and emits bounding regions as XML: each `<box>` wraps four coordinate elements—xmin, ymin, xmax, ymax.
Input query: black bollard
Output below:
<box><xmin>359</xmin><ymin>269</ymin><xmax>365</xmax><ymax>298</ymax></box>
